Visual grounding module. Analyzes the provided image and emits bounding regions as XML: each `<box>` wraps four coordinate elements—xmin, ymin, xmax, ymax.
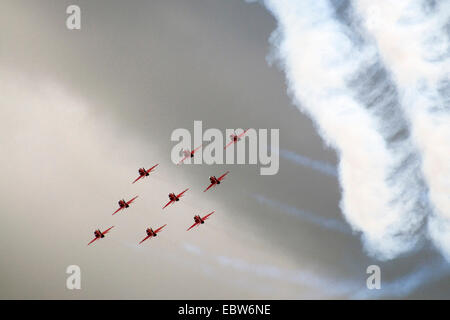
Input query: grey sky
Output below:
<box><xmin>0</xmin><ymin>0</ymin><xmax>448</xmax><ymax>299</ymax></box>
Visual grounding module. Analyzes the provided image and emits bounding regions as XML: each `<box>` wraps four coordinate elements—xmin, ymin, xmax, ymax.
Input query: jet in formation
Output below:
<box><xmin>178</xmin><ymin>145</ymin><xmax>203</xmax><ymax>165</ymax></box>
<box><xmin>204</xmin><ymin>171</ymin><xmax>229</xmax><ymax>192</ymax></box>
<box><xmin>132</xmin><ymin>164</ymin><xmax>159</xmax><ymax>184</ymax></box>
<box><xmin>163</xmin><ymin>188</ymin><xmax>189</xmax><ymax>209</ymax></box>
<box><xmin>187</xmin><ymin>211</ymin><xmax>215</xmax><ymax>231</ymax></box>
<box><xmin>139</xmin><ymin>224</ymin><xmax>167</xmax><ymax>244</ymax></box>
<box><xmin>113</xmin><ymin>196</ymin><xmax>139</xmax><ymax>215</ymax></box>
<box><xmin>88</xmin><ymin>226</ymin><xmax>114</xmax><ymax>245</ymax></box>
<box><xmin>224</xmin><ymin>129</ymin><xmax>249</xmax><ymax>149</ymax></box>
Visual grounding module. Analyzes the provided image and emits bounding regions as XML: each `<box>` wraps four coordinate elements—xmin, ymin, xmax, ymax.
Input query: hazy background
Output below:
<box><xmin>0</xmin><ymin>0</ymin><xmax>448</xmax><ymax>299</ymax></box>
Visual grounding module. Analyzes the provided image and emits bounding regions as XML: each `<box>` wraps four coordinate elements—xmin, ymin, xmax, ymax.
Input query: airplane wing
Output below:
<box><xmin>187</xmin><ymin>222</ymin><xmax>199</xmax><ymax>231</ymax></box>
<box><xmin>112</xmin><ymin>207</ymin><xmax>123</xmax><ymax>215</ymax></box>
<box><xmin>218</xmin><ymin>171</ymin><xmax>229</xmax><ymax>181</ymax></box>
<box><xmin>146</xmin><ymin>163</ymin><xmax>159</xmax><ymax>173</ymax></box>
<box><xmin>177</xmin><ymin>188</ymin><xmax>189</xmax><ymax>198</ymax></box>
<box><xmin>237</xmin><ymin>129</ymin><xmax>249</xmax><ymax>138</ymax></box>
<box><xmin>203</xmin><ymin>183</ymin><xmax>215</xmax><ymax>192</ymax></box>
<box><xmin>192</xmin><ymin>144</ymin><xmax>203</xmax><ymax>154</ymax></box>
<box><xmin>163</xmin><ymin>200</ymin><xmax>174</xmax><ymax>209</ymax></box>
<box><xmin>139</xmin><ymin>234</ymin><xmax>152</xmax><ymax>244</ymax></box>
<box><xmin>224</xmin><ymin>140</ymin><xmax>235</xmax><ymax>150</ymax></box>
<box><xmin>202</xmin><ymin>211</ymin><xmax>215</xmax><ymax>221</ymax></box>
<box><xmin>87</xmin><ymin>237</ymin><xmax>98</xmax><ymax>246</ymax></box>
<box><xmin>126</xmin><ymin>196</ymin><xmax>139</xmax><ymax>205</ymax></box>
<box><xmin>102</xmin><ymin>226</ymin><xmax>114</xmax><ymax>234</ymax></box>
<box><xmin>177</xmin><ymin>154</ymin><xmax>189</xmax><ymax>165</ymax></box>
<box><xmin>154</xmin><ymin>224</ymin><xmax>167</xmax><ymax>233</ymax></box>
<box><xmin>132</xmin><ymin>175</ymin><xmax>143</xmax><ymax>184</ymax></box>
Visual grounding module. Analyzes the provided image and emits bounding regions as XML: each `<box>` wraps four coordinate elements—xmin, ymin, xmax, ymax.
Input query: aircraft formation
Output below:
<box><xmin>88</xmin><ymin>129</ymin><xmax>248</xmax><ymax>246</ymax></box>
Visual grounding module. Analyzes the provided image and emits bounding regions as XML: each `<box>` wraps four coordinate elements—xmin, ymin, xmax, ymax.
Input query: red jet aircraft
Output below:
<box><xmin>163</xmin><ymin>188</ymin><xmax>189</xmax><ymax>209</ymax></box>
<box><xmin>204</xmin><ymin>171</ymin><xmax>229</xmax><ymax>192</ymax></box>
<box><xmin>139</xmin><ymin>224</ymin><xmax>167</xmax><ymax>244</ymax></box>
<box><xmin>87</xmin><ymin>226</ymin><xmax>114</xmax><ymax>246</ymax></box>
<box><xmin>113</xmin><ymin>196</ymin><xmax>138</xmax><ymax>215</ymax></box>
<box><xmin>224</xmin><ymin>129</ymin><xmax>249</xmax><ymax>149</ymax></box>
<box><xmin>187</xmin><ymin>211</ymin><xmax>215</xmax><ymax>231</ymax></box>
<box><xmin>178</xmin><ymin>145</ymin><xmax>203</xmax><ymax>165</ymax></box>
<box><xmin>132</xmin><ymin>164</ymin><xmax>158</xmax><ymax>184</ymax></box>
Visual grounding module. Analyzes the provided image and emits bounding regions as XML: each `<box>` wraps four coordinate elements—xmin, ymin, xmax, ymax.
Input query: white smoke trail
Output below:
<box><xmin>182</xmin><ymin>242</ymin><xmax>450</xmax><ymax>298</ymax></box>
<box><xmin>353</xmin><ymin>0</ymin><xmax>450</xmax><ymax>261</ymax></box>
<box><xmin>215</xmin><ymin>254</ymin><xmax>359</xmax><ymax>297</ymax></box>
<box><xmin>353</xmin><ymin>257</ymin><xmax>450</xmax><ymax>299</ymax></box>
<box><xmin>276</xmin><ymin>149</ymin><xmax>338</xmax><ymax>177</ymax></box>
<box><xmin>253</xmin><ymin>194</ymin><xmax>352</xmax><ymax>234</ymax></box>
<box><xmin>252</xmin><ymin>0</ymin><xmax>431</xmax><ymax>260</ymax></box>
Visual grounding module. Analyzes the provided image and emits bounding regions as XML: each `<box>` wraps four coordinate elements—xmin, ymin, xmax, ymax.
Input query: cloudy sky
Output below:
<box><xmin>1</xmin><ymin>0</ymin><xmax>449</xmax><ymax>299</ymax></box>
